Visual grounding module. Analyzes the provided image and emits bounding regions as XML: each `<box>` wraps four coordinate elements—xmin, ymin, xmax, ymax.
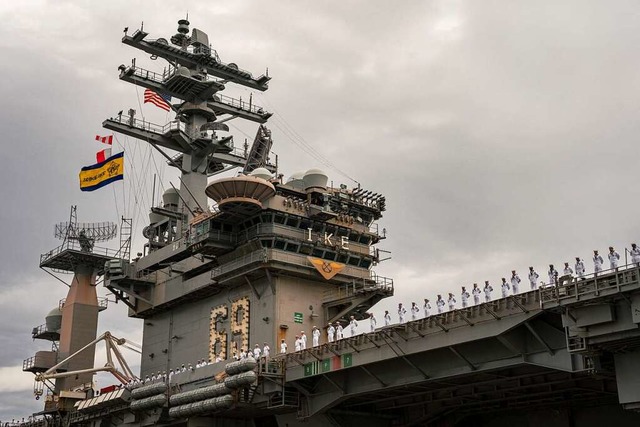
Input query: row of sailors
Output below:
<box><xmin>294</xmin><ymin>245</ymin><xmax>639</xmax><ymax>343</ymax></box>
<box><xmin>276</xmin><ymin>323</ymin><xmax>359</xmax><ymax>352</ymax></box>
<box><xmin>129</xmin><ymin>358</ymin><xmax>226</xmax><ymax>386</ymax></box>
<box><xmin>1</xmin><ymin>419</ymin><xmax>39</xmax><ymax>427</ymax></box>
<box><xmin>233</xmin><ymin>343</ymin><xmax>271</xmax><ymax>360</ymax></box>
<box><xmin>387</xmin><ymin>245</ymin><xmax>636</xmax><ymax>325</ymax></box>
<box><xmin>127</xmin><ymin>245</ymin><xmax>640</xmax><ymax>366</ymax></box>
<box><xmin>126</xmin><ymin>347</ymin><xmax>276</xmax><ymax>387</ymax></box>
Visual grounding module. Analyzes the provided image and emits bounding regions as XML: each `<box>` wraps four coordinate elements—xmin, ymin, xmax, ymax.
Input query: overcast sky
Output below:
<box><xmin>2</xmin><ymin>0</ymin><xmax>640</xmax><ymax>420</ymax></box>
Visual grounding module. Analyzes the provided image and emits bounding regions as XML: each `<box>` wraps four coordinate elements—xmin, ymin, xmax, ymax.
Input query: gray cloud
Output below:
<box><xmin>2</xmin><ymin>0</ymin><xmax>640</xmax><ymax>419</ymax></box>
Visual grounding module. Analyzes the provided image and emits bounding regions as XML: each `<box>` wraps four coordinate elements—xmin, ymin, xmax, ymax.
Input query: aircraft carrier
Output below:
<box><xmin>10</xmin><ymin>18</ymin><xmax>640</xmax><ymax>427</ymax></box>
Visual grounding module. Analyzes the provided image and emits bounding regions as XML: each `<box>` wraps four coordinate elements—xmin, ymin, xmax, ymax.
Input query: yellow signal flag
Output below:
<box><xmin>79</xmin><ymin>152</ymin><xmax>124</xmax><ymax>192</ymax></box>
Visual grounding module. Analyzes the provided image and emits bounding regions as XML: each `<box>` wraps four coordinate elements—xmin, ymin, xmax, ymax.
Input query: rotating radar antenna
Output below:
<box><xmin>54</xmin><ymin>206</ymin><xmax>117</xmax><ymax>253</ymax></box>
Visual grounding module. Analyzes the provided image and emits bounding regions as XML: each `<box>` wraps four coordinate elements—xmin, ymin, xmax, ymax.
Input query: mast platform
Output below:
<box><xmin>119</xmin><ymin>66</ymin><xmax>271</xmax><ymax>123</ymax></box>
<box><xmin>40</xmin><ymin>241</ymin><xmax>119</xmax><ymax>275</ymax></box>
<box><xmin>122</xmin><ymin>30</ymin><xmax>271</xmax><ymax>91</ymax></box>
<box><xmin>103</xmin><ymin>115</ymin><xmax>262</xmax><ymax>174</ymax></box>
<box><xmin>119</xmin><ymin>65</ymin><xmax>225</xmax><ymax>101</ymax></box>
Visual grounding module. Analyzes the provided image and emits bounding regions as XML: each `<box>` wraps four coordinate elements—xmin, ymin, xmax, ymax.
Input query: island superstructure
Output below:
<box><xmin>102</xmin><ymin>18</ymin><xmax>391</xmax><ymax>380</ymax></box>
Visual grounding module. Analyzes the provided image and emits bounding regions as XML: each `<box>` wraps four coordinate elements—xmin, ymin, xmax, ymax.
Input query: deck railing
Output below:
<box><xmin>40</xmin><ymin>241</ymin><xmax>120</xmax><ymax>266</ymax></box>
<box><xmin>539</xmin><ymin>262</ymin><xmax>639</xmax><ymax>306</ymax></box>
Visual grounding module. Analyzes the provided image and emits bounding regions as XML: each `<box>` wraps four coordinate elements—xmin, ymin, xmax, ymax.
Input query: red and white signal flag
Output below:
<box><xmin>96</xmin><ymin>148</ymin><xmax>112</xmax><ymax>163</ymax></box>
<box><xmin>95</xmin><ymin>134</ymin><xmax>113</xmax><ymax>145</ymax></box>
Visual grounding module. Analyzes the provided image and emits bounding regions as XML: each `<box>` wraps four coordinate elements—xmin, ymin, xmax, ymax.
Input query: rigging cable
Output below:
<box><xmin>254</xmin><ymin>90</ymin><xmax>360</xmax><ymax>186</ymax></box>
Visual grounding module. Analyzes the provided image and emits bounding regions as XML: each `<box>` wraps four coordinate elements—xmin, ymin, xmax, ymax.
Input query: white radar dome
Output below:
<box><xmin>163</xmin><ymin>188</ymin><xmax>180</xmax><ymax>209</ymax></box>
<box><xmin>303</xmin><ymin>168</ymin><xmax>328</xmax><ymax>191</ymax></box>
<box><xmin>45</xmin><ymin>307</ymin><xmax>62</xmax><ymax>332</ymax></box>
<box><xmin>287</xmin><ymin>171</ymin><xmax>306</xmax><ymax>190</ymax></box>
<box><xmin>250</xmin><ymin>167</ymin><xmax>273</xmax><ymax>181</ymax></box>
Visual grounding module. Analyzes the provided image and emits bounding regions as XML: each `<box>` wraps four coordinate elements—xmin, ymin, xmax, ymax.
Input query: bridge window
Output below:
<box><xmin>285</xmin><ymin>242</ymin><xmax>299</xmax><ymax>252</ymax></box>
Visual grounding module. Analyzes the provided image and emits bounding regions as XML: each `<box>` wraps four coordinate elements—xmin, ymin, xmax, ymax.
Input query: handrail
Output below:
<box><xmin>213</xmin><ymin>93</ymin><xmax>267</xmax><ymax>115</ymax></box>
<box><xmin>31</xmin><ymin>323</ymin><xmax>58</xmax><ymax>337</ymax></box>
<box><xmin>59</xmin><ymin>297</ymin><xmax>108</xmax><ymax>311</ymax></box>
<box><xmin>540</xmin><ymin>262</ymin><xmax>639</xmax><ymax>306</ymax></box>
<box><xmin>40</xmin><ymin>241</ymin><xmax>121</xmax><ymax>266</ymax></box>
<box><xmin>322</xmin><ymin>273</ymin><xmax>394</xmax><ymax>302</ymax></box>
<box><xmin>109</xmin><ymin>114</ymin><xmax>199</xmax><ymax>140</ymax></box>
<box><xmin>128</xmin><ymin>66</ymin><xmax>170</xmax><ymax>84</ymax></box>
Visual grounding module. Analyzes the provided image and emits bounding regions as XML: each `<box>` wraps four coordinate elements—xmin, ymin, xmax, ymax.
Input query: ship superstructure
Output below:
<box><xmin>102</xmin><ymin>18</ymin><xmax>391</xmax><ymax>377</ymax></box>
<box><xmin>86</xmin><ymin>18</ymin><xmax>390</xmax><ymax>424</ymax></box>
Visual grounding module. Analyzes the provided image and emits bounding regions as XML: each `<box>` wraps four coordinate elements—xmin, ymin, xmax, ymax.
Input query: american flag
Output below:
<box><xmin>95</xmin><ymin>134</ymin><xmax>113</xmax><ymax>145</ymax></box>
<box><xmin>144</xmin><ymin>89</ymin><xmax>172</xmax><ymax>111</ymax></box>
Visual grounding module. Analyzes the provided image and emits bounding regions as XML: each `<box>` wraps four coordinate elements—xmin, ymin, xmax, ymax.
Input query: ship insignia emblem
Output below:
<box><xmin>107</xmin><ymin>161</ymin><xmax>120</xmax><ymax>177</ymax></box>
<box><xmin>307</xmin><ymin>257</ymin><xmax>346</xmax><ymax>280</ymax></box>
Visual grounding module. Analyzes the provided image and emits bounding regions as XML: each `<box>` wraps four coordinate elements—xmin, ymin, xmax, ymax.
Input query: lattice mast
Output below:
<box><xmin>39</xmin><ymin>206</ymin><xmax>118</xmax><ymax>408</ymax></box>
<box><xmin>102</xmin><ymin>19</ymin><xmax>274</xmax><ymax>238</ymax></box>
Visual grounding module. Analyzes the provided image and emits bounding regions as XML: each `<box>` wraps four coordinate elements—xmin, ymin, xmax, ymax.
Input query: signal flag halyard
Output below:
<box><xmin>95</xmin><ymin>134</ymin><xmax>113</xmax><ymax>145</ymax></box>
<box><xmin>144</xmin><ymin>89</ymin><xmax>172</xmax><ymax>111</ymax></box>
<box><xmin>79</xmin><ymin>152</ymin><xmax>124</xmax><ymax>192</ymax></box>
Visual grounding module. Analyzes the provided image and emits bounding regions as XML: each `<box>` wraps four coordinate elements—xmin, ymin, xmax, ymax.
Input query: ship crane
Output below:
<box><xmin>33</xmin><ymin>332</ymin><xmax>139</xmax><ymax>399</ymax></box>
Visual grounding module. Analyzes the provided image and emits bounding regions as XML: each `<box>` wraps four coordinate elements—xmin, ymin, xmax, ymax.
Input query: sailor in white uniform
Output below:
<box><xmin>300</xmin><ymin>331</ymin><xmax>307</xmax><ymax>350</ymax></box>
<box><xmin>548</xmin><ymin>264</ymin><xmax>558</xmax><ymax>286</ymax></box>
<box><xmin>349</xmin><ymin>316</ymin><xmax>358</xmax><ymax>337</ymax></box>
<box><xmin>575</xmin><ymin>257</ymin><xmax>586</xmax><ymax>279</ymax></box>
<box><xmin>294</xmin><ymin>336</ymin><xmax>302</xmax><ymax>352</ymax></box>
<box><xmin>472</xmin><ymin>283</ymin><xmax>481</xmax><ymax>305</ymax></box>
<box><xmin>528</xmin><ymin>267</ymin><xmax>539</xmax><ymax>290</ymax></box>
<box><xmin>312</xmin><ymin>326</ymin><xmax>320</xmax><ymax>347</ymax></box>
<box><xmin>484</xmin><ymin>281</ymin><xmax>493</xmax><ymax>302</ymax></box>
<box><xmin>608</xmin><ymin>246</ymin><xmax>620</xmax><ymax>270</ymax></box>
<box><xmin>593</xmin><ymin>250</ymin><xmax>604</xmax><ymax>274</ymax></box>
<box><xmin>253</xmin><ymin>344</ymin><xmax>262</xmax><ymax>359</ymax></box>
<box><xmin>631</xmin><ymin>243</ymin><xmax>640</xmax><ymax>265</ymax></box>
<box><xmin>398</xmin><ymin>303</ymin><xmax>407</xmax><ymax>323</ymax></box>
<box><xmin>336</xmin><ymin>323</ymin><xmax>344</xmax><ymax>340</ymax></box>
<box><xmin>563</xmin><ymin>262</ymin><xmax>573</xmax><ymax>277</ymax></box>
<box><xmin>460</xmin><ymin>287</ymin><xmax>470</xmax><ymax>308</ymax></box>
<box><xmin>501</xmin><ymin>278</ymin><xmax>510</xmax><ymax>298</ymax></box>
<box><xmin>263</xmin><ymin>342</ymin><xmax>270</xmax><ymax>359</ymax></box>
<box><xmin>280</xmin><ymin>339</ymin><xmax>287</xmax><ymax>354</ymax></box>
<box><xmin>510</xmin><ymin>270</ymin><xmax>521</xmax><ymax>294</ymax></box>
<box><xmin>423</xmin><ymin>299</ymin><xmax>431</xmax><ymax>317</ymax></box>
<box><xmin>327</xmin><ymin>323</ymin><xmax>335</xmax><ymax>342</ymax></box>
<box><xmin>369</xmin><ymin>313</ymin><xmax>377</xmax><ymax>331</ymax></box>
<box><xmin>384</xmin><ymin>310</ymin><xmax>391</xmax><ymax>326</ymax></box>
<box><xmin>436</xmin><ymin>295</ymin><xmax>446</xmax><ymax>313</ymax></box>
<box><xmin>447</xmin><ymin>293</ymin><xmax>456</xmax><ymax>310</ymax></box>
<box><xmin>410</xmin><ymin>302</ymin><xmax>420</xmax><ymax>321</ymax></box>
